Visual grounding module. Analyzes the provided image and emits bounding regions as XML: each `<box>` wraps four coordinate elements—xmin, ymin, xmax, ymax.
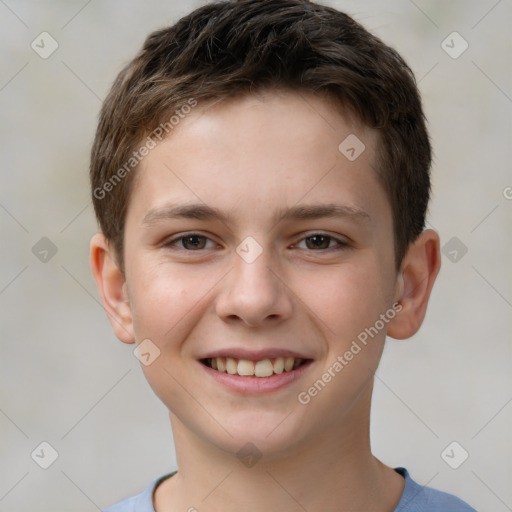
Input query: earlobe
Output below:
<box><xmin>89</xmin><ymin>233</ymin><xmax>135</xmax><ymax>344</ymax></box>
<box><xmin>387</xmin><ymin>229</ymin><xmax>441</xmax><ymax>340</ymax></box>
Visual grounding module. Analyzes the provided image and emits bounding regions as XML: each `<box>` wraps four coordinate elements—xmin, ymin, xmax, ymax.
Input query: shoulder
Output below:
<box><xmin>102</xmin><ymin>473</ymin><xmax>176</xmax><ymax>512</ymax></box>
<box><xmin>394</xmin><ymin>468</ymin><xmax>477</xmax><ymax>512</ymax></box>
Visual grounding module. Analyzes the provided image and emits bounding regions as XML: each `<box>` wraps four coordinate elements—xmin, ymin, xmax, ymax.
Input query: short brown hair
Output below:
<box><xmin>90</xmin><ymin>0</ymin><xmax>431</xmax><ymax>272</ymax></box>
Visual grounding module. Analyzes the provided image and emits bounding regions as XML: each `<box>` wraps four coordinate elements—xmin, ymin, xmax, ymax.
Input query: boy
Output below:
<box><xmin>89</xmin><ymin>0</ymin><xmax>477</xmax><ymax>510</ymax></box>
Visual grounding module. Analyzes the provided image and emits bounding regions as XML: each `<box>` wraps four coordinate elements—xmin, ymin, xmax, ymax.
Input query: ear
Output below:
<box><xmin>89</xmin><ymin>233</ymin><xmax>135</xmax><ymax>344</ymax></box>
<box><xmin>387</xmin><ymin>229</ymin><xmax>441</xmax><ymax>340</ymax></box>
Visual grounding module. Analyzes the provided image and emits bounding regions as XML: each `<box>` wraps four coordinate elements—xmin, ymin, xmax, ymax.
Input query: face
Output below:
<box><xmin>119</xmin><ymin>90</ymin><xmax>401</xmax><ymax>457</ymax></box>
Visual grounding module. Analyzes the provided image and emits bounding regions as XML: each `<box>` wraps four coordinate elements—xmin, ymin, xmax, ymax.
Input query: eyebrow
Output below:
<box><xmin>142</xmin><ymin>202</ymin><xmax>370</xmax><ymax>226</ymax></box>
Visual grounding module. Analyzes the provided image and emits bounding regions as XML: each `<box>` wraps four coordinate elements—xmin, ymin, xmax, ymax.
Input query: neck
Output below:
<box><xmin>154</xmin><ymin>385</ymin><xmax>404</xmax><ymax>512</ymax></box>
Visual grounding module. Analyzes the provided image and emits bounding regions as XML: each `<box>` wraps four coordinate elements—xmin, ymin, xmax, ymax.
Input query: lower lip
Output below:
<box><xmin>199</xmin><ymin>360</ymin><xmax>313</xmax><ymax>394</ymax></box>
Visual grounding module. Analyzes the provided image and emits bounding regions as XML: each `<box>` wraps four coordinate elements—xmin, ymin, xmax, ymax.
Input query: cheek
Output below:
<box><xmin>127</xmin><ymin>264</ymin><xmax>204</xmax><ymax>410</ymax></box>
<box><xmin>301</xmin><ymin>260</ymin><xmax>390</xmax><ymax>342</ymax></box>
<box><xmin>128</xmin><ymin>261</ymin><xmax>201</xmax><ymax>341</ymax></box>
<box><xmin>127</xmin><ymin>259</ymin><xmax>231</xmax><ymax>358</ymax></box>
<box><xmin>293</xmin><ymin>264</ymin><xmax>392</xmax><ymax>425</ymax></box>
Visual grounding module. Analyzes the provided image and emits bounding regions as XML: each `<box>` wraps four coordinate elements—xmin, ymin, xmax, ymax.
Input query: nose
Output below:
<box><xmin>215</xmin><ymin>245</ymin><xmax>293</xmax><ymax>328</ymax></box>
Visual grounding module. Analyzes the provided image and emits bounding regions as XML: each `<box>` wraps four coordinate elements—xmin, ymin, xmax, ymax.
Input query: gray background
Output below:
<box><xmin>1</xmin><ymin>1</ymin><xmax>511</xmax><ymax>510</ymax></box>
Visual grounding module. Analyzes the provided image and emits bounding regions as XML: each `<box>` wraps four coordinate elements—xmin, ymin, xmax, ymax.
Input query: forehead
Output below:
<box><xmin>128</xmin><ymin>89</ymin><xmax>388</xmax><ymax>230</ymax></box>
<box><xmin>164</xmin><ymin>89</ymin><xmax>372</xmax><ymax>165</ymax></box>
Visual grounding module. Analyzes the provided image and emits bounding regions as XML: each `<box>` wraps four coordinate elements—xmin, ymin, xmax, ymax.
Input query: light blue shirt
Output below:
<box><xmin>102</xmin><ymin>467</ymin><xmax>477</xmax><ymax>511</ymax></box>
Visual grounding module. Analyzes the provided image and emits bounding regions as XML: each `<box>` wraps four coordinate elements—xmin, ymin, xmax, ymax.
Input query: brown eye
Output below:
<box><xmin>165</xmin><ymin>234</ymin><xmax>215</xmax><ymax>251</ymax></box>
<box><xmin>304</xmin><ymin>234</ymin><xmax>332</xmax><ymax>250</ymax></box>
<box><xmin>295</xmin><ymin>233</ymin><xmax>348</xmax><ymax>251</ymax></box>
<box><xmin>180</xmin><ymin>235</ymin><xmax>207</xmax><ymax>250</ymax></box>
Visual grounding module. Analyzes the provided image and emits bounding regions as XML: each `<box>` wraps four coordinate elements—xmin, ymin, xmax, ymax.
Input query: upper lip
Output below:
<box><xmin>200</xmin><ymin>348</ymin><xmax>312</xmax><ymax>361</ymax></box>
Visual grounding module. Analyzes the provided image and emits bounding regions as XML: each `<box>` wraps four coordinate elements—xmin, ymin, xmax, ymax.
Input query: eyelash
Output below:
<box><xmin>163</xmin><ymin>232</ymin><xmax>349</xmax><ymax>252</ymax></box>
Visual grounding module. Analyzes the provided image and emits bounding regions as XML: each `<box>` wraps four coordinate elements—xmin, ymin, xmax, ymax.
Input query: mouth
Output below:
<box><xmin>200</xmin><ymin>356</ymin><xmax>311</xmax><ymax>377</ymax></box>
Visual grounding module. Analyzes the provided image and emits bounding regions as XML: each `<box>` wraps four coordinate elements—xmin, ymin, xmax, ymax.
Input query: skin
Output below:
<box><xmin>91</xmin><ymin>89</ymin><xmax>441</xmax><ymax>511</ymax></box>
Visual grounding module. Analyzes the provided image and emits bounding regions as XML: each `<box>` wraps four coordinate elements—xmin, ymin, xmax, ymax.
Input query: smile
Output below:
<box><xmin>201</xmin><ymin>357</ymin><xmax>308</xmax><ymax>377</ymax></box>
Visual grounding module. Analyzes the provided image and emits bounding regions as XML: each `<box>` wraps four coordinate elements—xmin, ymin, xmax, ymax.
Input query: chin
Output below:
<box><xmin>209</xmin><ymin>409</ymin><xmax>309</xmax><ymax>459</ymax></box>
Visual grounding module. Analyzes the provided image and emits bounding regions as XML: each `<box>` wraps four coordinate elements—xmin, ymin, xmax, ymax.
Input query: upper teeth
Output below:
<box><xmin>209</xmin><ymin>357</ymin><xmax>302</xmax><ymax>377</ymax></box>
